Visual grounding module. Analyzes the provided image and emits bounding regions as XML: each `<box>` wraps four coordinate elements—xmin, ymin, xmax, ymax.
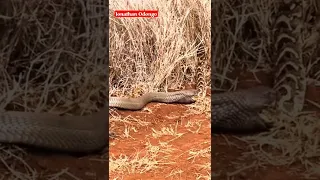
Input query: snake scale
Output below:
<box><xmin>211</xmin><ymin>86</ymin><xmax>275</xmax><ymax>133</ymax></box>
<box><xmin>0</xmin><ymin>89</ymin><xmax>197</xmax><ymax>153</ymax></box>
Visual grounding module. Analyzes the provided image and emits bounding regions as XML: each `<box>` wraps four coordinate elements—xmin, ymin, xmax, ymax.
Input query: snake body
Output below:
<box><xmin>212</xmin><ymin>86</ymin><xmax>276</xmax><ymax>133</ymax></box>
<box><xmin>0</xmin><ymin>89</ymin><xmax>198</xmax><ymax>153</ymax></box>
<box><xmin>109</xmin><ymin>89</ymin><xmax>198</xmax><ymax>110</ymax></box>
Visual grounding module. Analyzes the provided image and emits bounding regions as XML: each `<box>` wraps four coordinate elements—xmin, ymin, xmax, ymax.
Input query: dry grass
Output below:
<box><xmin>109</xmin><ymin>107</ymin><xmax>211</xmax><ymax>179</ymax></box>
<box><xmin>0</xmin><ymin>0</ymin><xmax>108</xmax><ymax>112</ymax></box>
<box><xmin>213</xmin><ymin>0</ymin><xmax>320</xmax><ymax>178</ymax></box>
<box><xmin>109</xmin><ymin>0</ymin><xmax>211</xmax><ymax>96</ymax></box>
<box><xmin>0</xmin><ymin>0</ymin><xmax>108</xmax><ymax>179</ymax></box>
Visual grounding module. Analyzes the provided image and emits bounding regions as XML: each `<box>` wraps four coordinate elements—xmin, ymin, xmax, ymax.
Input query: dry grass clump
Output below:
<box><xmin>0</xmin><ymin>0</ymin><xmax>108</xmax><ymax>113</ymax></box>
<box><xmin>0</xmin><ymin>0</ymin><xmax>108</xmax><ymax>179</ymax></box>
<box><xmin>109</xmin><ymin>0</ymin><xmax>211</xmax><ymax>96</ymax></box>
<box><xmin>212</xmin><ymin>0</ymin><xmax>275</xmax><ymax>87</ymax></box>
<box><xmin>213</xmin><ymin>0</ymin><xmax>320</xmax><ymax>178</ymax></box>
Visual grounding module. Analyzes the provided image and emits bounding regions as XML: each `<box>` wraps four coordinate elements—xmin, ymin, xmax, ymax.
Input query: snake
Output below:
<box><xmin>0</xmin><ymin>89</ymin><xmax>198</xmax><ymax>153</ymax></box>
<box><xmin>109</xmin><ymin>89</ymin><xmax>198</xmax><ymax>110</ymax></box>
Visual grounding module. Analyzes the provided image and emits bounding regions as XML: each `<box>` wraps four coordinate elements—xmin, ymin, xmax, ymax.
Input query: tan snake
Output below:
<box><xmin>0</xmin><ymin>89</ymin><xmax>198</xmax><ymax>153</ymax></box>
<box><xmin>109</xmin><ymin>89</ymin><xmax>198</xmax><ymax>110</ymax></box>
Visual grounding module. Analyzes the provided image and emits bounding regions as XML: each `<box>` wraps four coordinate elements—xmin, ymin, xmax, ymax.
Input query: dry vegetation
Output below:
<box><xmin>0</xmin><ymin>0</ymin><xmax>108</xmax><ymax>179</ymax></box>
<box><xmin>109</xmin><ymin>0</ymin><xmax>211</xmax><ymax>96</ymax></box>
<box><xmin>109</xmin><ymin>0</ymin><xmax>211</xmax><ymax>179</ymax></box>
<box><xmin>213</xmin><ymin>0</ymin><xmax>320</xmax><ymax>179</ymax></box>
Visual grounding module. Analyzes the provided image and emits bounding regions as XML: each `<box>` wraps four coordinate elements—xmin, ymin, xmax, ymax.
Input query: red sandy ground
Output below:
<box><xmin>0</xmin><ymin>101</ymin><xmax>210</xmax><ymax>180</ymax></box>
<box><xmin>109</xmin><ymin>102</ymin><xmax>211</xmax><ymax>179</ymax></box>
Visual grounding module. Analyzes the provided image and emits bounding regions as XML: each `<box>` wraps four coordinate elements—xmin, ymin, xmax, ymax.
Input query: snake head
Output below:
<box><xmin>243</xmin><ymin>86</ymin><xmax>276</xmax><ymax>109</ymax></box>
<box><xmin>173</xmin><ymin>89</ymin><xmax>198</xmax><ymax>104</ymax></box>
